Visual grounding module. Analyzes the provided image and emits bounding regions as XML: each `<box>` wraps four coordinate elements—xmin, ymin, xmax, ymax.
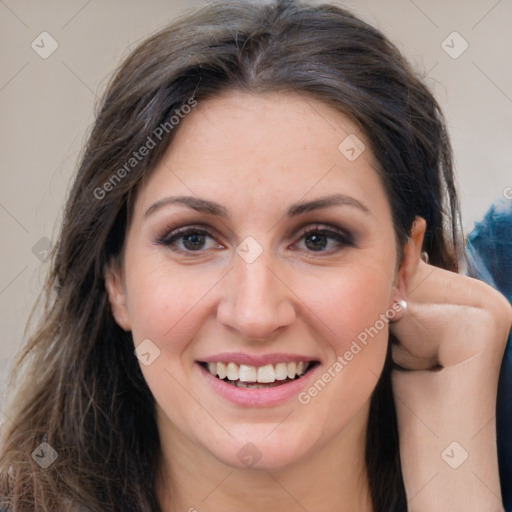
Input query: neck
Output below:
<box><xmin>155</xmin><ymin>403</ymin><xmax>373</xmax><ymax>512</ymax></box>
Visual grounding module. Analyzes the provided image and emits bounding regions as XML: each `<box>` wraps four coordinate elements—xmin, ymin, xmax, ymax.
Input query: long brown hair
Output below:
<box><xmin>0</xmin><ymin>1</ymin><xmax>461</xmax><ymax>510</ymax></box>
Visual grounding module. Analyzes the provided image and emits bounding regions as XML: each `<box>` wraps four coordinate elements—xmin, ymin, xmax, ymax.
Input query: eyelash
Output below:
<box><xmin>155</xmin><ymin>223</ymin><xmax>355</xmax><ymax>255</ymax></box>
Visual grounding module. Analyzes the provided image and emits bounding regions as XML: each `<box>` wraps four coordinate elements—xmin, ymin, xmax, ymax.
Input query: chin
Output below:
<box><xmin>203</xmin><ymin>427</ymin><xmax>319</xmax><ymax>472</ymax></box>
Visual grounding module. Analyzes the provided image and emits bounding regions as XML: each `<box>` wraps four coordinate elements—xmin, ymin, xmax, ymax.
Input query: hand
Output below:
<box><xmin>390</xmin><ymin>248</ymin><xmax>511</xmax><ymax>511</ymax></box>
<box><xmin>391</xmin><ymin>259</ymin><xmax>511</xmax><ymax>371</ymax></box>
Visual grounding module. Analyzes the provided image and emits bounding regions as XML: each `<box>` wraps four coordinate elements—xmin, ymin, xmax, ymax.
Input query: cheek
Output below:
<box><xmin>296</xmin><ymin>263</ymin><xmax>392</xmax><ymax>411</ymax></box>
<box><xmin>124</xmin><ymin>257</ymin><xmax>216</xmax><ymax>345</ymax></box>
<box><xmin>298</xmin><ymin>263</ymin><xmax>393</xmax><ymax>350</ymax></box>
<box><xmin>122</xmin><ymin>260</ymin><xmax>217</xmax><ymax>422</ymax></box>
<box><xmin>295</xmin><ymin>267</ymin><xmax>391</xmax><ymax>424</ymax></box>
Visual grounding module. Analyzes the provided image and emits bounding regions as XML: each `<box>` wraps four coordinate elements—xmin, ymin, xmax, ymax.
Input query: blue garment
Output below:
<box><xmin>466</xmin><ymin>199</ymin><xmax>512</xmax><ymax>510</ymax></box>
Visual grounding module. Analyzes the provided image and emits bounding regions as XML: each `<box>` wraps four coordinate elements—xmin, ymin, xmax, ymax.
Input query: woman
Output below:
<box><xmin>1</xmin><ymin>1</ymin><xmax>510</xmax><ymax>510</ymax></box>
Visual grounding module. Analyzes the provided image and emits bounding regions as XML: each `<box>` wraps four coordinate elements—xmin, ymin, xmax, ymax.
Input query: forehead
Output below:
<box><xmin>133</xmin><ymin>90</ymin><xmax>388</xmax><ymax>220</ymax></box>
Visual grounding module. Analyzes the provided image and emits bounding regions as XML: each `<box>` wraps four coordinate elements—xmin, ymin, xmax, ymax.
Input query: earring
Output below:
<box><xmin>396</xmin><ymin>299</ymin><xmax>407</xmax><ymax>313</ymax></box>
<box><xmin>421</xmin><ymin>251</ymin><xmax>429</xmax><ymax>263</ymax></box>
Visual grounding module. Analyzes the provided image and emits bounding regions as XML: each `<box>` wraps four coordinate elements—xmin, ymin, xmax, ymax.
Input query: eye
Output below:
<box><xmin>156</xmin><ymin>226</ymin><xmax>223</xmax><ymax>252</ymax></box>
<box><xmin>293</xmin><ymin>225</ymin><xmax>354</xmax><ymax>252</ymax></box>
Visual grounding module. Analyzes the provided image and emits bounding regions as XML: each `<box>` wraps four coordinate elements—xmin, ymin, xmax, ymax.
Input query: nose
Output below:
<box><xmin>217</xmin><ymin>251</ymin><xmax>296</xmax><ymax>340</ymax></box>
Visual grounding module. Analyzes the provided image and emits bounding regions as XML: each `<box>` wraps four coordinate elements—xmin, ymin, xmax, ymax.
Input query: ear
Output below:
<box><xmin>104</xmin><ymin>263</ymin><xmax>131</xmax><ymax>331</ymax></box>
<box><xmin>389</xmin><ymin>216</ymin><xmax>426</xmax><ymax>318</ymax></box>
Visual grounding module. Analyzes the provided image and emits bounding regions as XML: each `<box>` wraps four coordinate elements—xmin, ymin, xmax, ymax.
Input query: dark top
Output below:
<box><xmin>466</xmin><ymin>199</ymin><xmax>512</xmax><ymax>512</ymax></box>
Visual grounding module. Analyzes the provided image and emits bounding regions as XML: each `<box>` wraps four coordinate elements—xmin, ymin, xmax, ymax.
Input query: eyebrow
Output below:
<box><xmin>287</xmin><ymin>194</ymin><xmax>370</xmax><ymax>216</ymax></box>
<box><xmin>144</xmin><ymin>193</ymin><xmax>371</xmax><ymax>219</ymax></box>
<box><xmin>144</xmin><ymin>195</ymin><xmax>229</xmax><ymax>218</ymax></box>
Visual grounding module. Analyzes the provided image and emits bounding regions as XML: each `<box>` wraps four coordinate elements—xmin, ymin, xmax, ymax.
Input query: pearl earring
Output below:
<box><xmin>396</xmin><ymin>299</ymin><xmax>408</xmax><ymax>313</ymax></box>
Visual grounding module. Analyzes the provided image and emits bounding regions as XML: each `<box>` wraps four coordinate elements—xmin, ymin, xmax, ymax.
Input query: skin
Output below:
<box><xmin>391</xmin><ymin>261</ymin><xmax>510</xmax><ymax>511</ymax></box>
<box><xmin>105</xmin><ymin>91</ymin><xmax>510</xmax><ymax>511</ymax></box>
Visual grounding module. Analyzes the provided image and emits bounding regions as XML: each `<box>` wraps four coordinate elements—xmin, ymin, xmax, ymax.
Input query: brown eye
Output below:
<box><xmin>294</xmin><ymin>226</ymin><xmax>354</xmax><ymax>253</ymax></box>
<box><xmin>304</xmin><ymin>232</ymin><xmax>329</xmax><ymax>251</ymax></box>
<box><xmin>157</xmin><ymin>227</ymin><xmax>222</xmax><ymax>252</ymax></box>
<box><xmin>180</xmin><ymin>232</ymin><xmax>207</xmax><ymax>251</ymax></box>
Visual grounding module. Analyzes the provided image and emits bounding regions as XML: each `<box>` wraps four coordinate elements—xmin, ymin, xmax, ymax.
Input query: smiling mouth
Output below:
<box><xmin>198</xmin><ymin>360</ymin><xmax>320</xmax><ymax>389</ymax></box>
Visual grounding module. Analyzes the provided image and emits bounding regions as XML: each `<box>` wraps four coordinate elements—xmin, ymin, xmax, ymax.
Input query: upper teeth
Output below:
<box><xmin>206</xmin><ymin>361</ymin><xmax>310</xmax><ymax>383</ymax></box>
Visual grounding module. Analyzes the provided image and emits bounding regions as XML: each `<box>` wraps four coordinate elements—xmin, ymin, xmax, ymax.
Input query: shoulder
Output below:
<box><xmin>466</xmin><ymin>199</ymin><xmax>512</xmax><ymax>299</ymax></box>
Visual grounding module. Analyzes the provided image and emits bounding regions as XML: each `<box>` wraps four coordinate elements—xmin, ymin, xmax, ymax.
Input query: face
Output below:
<box><xmin>106</xmin><ymin>91</ymin><xmax>407</xmax><ymax>472</ymax></box>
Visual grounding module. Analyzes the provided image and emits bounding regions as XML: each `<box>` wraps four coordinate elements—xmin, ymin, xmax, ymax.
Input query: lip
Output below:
<box><xmin>198</xmin><ymin>352</ymin><xmax>318</xmax><ymax>367</ymax></box>
<box><xmin>196</xmin><ymin>359</ymin><xmax>320</xmax><ymax>407</ymax></box>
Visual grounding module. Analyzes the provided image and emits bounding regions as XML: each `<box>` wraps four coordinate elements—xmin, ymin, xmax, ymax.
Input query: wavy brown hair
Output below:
<box><xmin>0</xmin><ymin>1</ymin><xmax>461</xmax><ymax>510</ymax></box>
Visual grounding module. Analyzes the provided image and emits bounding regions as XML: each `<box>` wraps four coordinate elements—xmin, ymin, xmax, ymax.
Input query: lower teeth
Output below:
<box><xmin>222</xmin><ymin>377</ymin><xmax>297</xmax><ymax>388</ymax></box>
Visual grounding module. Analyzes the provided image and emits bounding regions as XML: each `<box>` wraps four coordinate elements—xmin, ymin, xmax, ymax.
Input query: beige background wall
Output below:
<box><xmin>1</xmin><ymin>0</ymin><xmax>511</xmax><ymax>410</ymax></box>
